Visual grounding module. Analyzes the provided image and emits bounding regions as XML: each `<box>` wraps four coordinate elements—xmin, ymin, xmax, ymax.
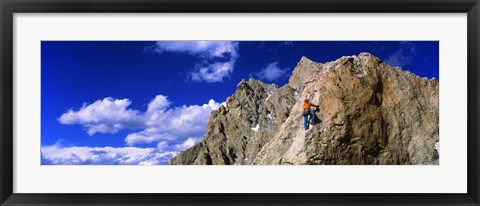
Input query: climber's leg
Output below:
<box><xmin>303</xmin><ymin>110</ymin><xmax>309</xmax><ymax>129</ymax></box>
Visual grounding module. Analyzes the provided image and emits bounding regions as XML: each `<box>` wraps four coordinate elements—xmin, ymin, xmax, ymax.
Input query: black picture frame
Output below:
<box><xmin>1</xmin><ymin>0</ymin><xmax>479</xmax><ymax>205</ymax></box>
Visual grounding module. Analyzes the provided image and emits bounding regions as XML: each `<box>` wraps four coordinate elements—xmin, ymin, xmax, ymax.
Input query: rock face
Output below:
<box><xmin>169</xmin><ymin>53</ymin><xmax>439</xmax><ymax>165</ymax></box>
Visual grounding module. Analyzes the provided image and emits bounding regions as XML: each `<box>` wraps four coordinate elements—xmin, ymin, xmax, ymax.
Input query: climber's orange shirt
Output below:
<box><xmin>303</xmin><ymin>102</ymin><xmax>317</xmax><ymax>110</ymax></box>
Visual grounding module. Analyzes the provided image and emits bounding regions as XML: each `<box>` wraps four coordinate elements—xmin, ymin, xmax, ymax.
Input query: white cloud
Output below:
<box><xmin>125</xmin><ymin>97</ymin><xmax>222</xmax><ymax>146</ymax></box>
<box><xmin>190</xmin><ymin>60</ymin><xmax>236</xmax><ymax>83</ymax></box>
<box><xmin>254</xmin><ymin>62</ymin><xmax>290</xmax><ymax>82</ymax></box>
<box><xmin>146</xmin><ymin>95</ymin><xmax>170</xmax><ymax>113</ymax></box>
<box><xmin>148</xmin><ymin>41</ymin><xmax>239</xmax><ymax>83</ymax></box>
<box><xmin>175</xmin><ymin>137</ymin><xmax>201</xmax><ymax>150</ymax></box>
<box><xmin>152</xmin><ymin>41</ymin><xmax>238</xmax><ymax>59</ymax></box>
<box><xmin>41</xmin><ymin>143</ymin><xmax>177</xmax><ymax>165</ymax></box>
<box><xmin>385</xmin><ymin>41</ymin><xmax>417</xmax><ymax>67</ymax></box>
<box><xmin>157</xmin><ymin>137</ymin><xmax>202</xmax><ymax>153</ymax></box>
<box><xmin>41</xmin><ymin>135</ymin><xmax>203</xmax><ymax>165</ymax></box>
<box><xmin>58</xmin><ymin>97</ymin><xmax>143</xmax><ymax>135</ymax></box>
<box><xmin>207</xmin><ymin>99</ymin><xmax>226</xmax><ymax>110</ymax></box>
<box><xmin>59</xmin><ymin>95</ymin><xmax>225</xmax><ymax>151</ymax></box>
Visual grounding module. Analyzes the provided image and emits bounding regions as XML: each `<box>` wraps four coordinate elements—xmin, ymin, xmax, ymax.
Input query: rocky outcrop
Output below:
<box><xmin>169</xmin><ymin>52</ymin><xmax>439</xmax><ymax>165</ymax></box>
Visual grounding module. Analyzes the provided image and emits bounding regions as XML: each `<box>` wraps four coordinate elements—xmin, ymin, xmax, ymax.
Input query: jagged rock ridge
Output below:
<box><xmin>169</xmin><ymin>52</ymin><xmax>439</xmax><ymax>165</ymax></box>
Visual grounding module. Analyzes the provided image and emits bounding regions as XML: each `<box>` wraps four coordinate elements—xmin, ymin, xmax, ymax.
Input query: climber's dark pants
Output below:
<box><xmin>303</xmin><ymin>109</ymin><xmax>315</xmax><ymax>129</ymax></box>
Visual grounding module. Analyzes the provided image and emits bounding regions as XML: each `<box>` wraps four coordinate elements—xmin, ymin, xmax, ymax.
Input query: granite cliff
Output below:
<box><xmin>169</xmin><ymin>53</ymin><xmax>439</xmax><ymax>165</ymax></box>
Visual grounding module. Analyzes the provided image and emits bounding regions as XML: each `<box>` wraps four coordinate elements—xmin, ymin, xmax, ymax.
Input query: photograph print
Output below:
<box><xmin>41</xmin><ymin>41</ymin><xmax>439</xmax><ymax>165</ymax></box>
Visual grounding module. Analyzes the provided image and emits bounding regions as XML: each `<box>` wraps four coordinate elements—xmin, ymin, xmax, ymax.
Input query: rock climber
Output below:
<box><xmin>303</xmin><ymin>98</ymin><xmax>318</xmax><ymax>130</ymax></box>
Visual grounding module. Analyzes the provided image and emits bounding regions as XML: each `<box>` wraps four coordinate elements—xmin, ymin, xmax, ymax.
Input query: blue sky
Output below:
<box><xmin>41</xmin><ymin>41</ymin><xmax>439</xmax><ymax>165</ymax></box>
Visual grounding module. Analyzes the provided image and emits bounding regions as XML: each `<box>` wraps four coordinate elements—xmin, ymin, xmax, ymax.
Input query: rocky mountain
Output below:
<box><xmin>169</xmin><ymin>53</ymin><xmax>439</xmax><ymax>165</ymax></box>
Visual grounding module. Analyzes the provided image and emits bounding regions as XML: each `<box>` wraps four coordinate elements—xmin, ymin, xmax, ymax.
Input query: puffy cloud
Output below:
<box><xmin>59</xmin><ymin>95</ymin><xmax>225</xmax><ymax>151</ymax></box>
<box><xmin>254</xmin><ymin>62</ymin><xmax>290</xmax><ymax>82</ymax></box>
<box><xmin>125</xmin><ymin>98</ymin><xmax>222</xmax><ymax>146</ymax></box>
<box><xmin>41</xmin><ymin>143</ymin><xmax>177</xmax><ymax>165</ymax></box>
<box><xmin>175</xmin><ymin>137</ymin><xmax>201</xmax><ymax>151</ymax></box>
<box><xmin>190</xmin><ymin>60</ymin><xmax>236</xmax><ymax>83</ymax></box>
<box><xmin>207</xmin><ymin>99</ymin><xmax>226</xmax><ymax>110</ymax></box>
<box><xmin>58</xmin><ymin>97</ymin><xmax>143</xmax><ymax>135</ymax></box>
<box><xmin>148</xmin><ymin>41</ymin><xmax>239</xmax><ymax>83</ymax></box>
<box><xmin>385</xmin><ymin>41</ymin><xmax>417</xmax><ymax>67</ymax></box>
<box><xmin>156</xmin><ymin>137</ymin><xmax>202</xmax><ymax>153</ymax></box>
<box><xmin>146</xmin><ymin>95</ymin><xmax>170</xmax><ymax>113</ymax></box>
<box><xmin>152</xmin><ymin>41</ymin><xmax>238</xmax><ymax>59</ymax></box>
<box><xmin>41</xmin><ymin>136</ymin><xmax>202</xmax><ymax>165</ymax></box>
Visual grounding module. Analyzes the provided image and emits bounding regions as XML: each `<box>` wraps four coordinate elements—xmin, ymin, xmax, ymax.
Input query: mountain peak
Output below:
<box><xmin>299</xmin><ymin>56</ymin><xmax>314</xmax><ymax>63</ymax></box>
